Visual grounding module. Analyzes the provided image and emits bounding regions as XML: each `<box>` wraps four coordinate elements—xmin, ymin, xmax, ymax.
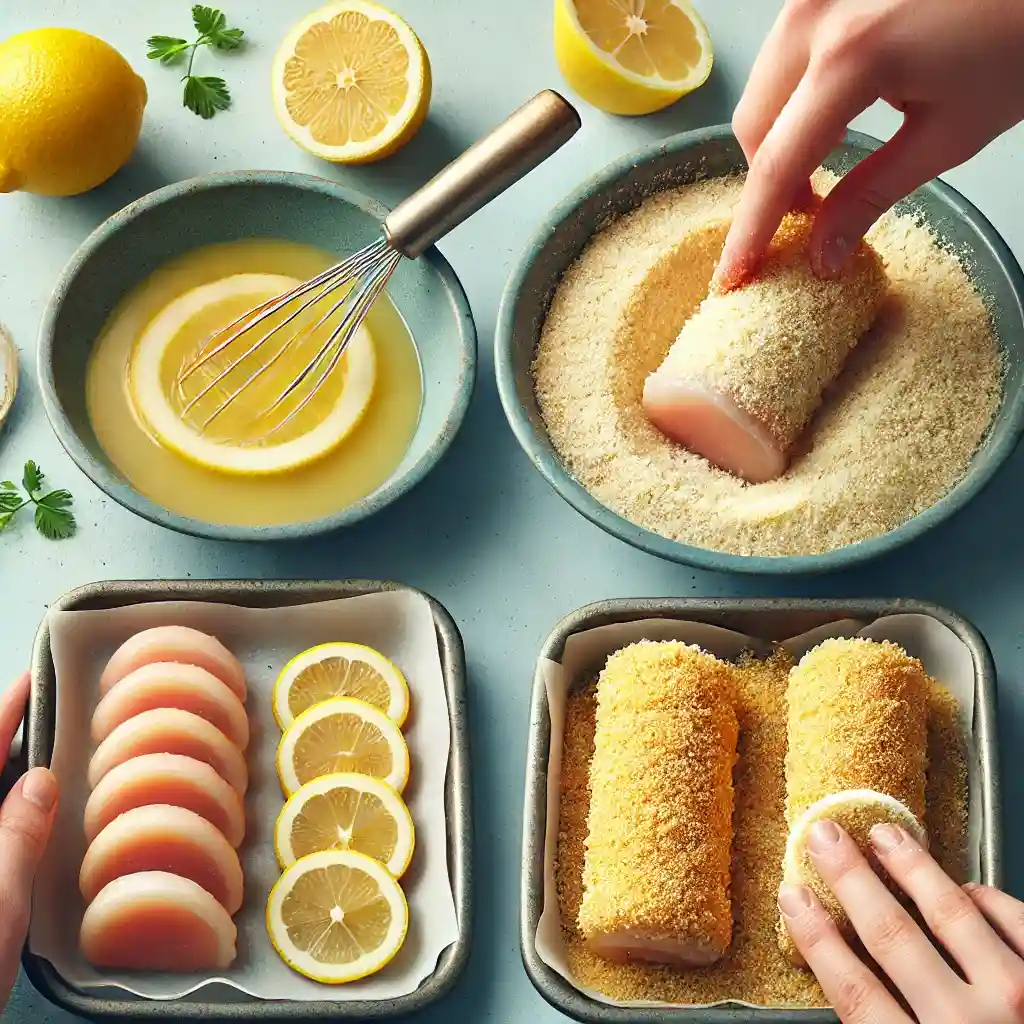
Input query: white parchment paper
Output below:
<box><xmin>534</xmin><ymin>614</ymin><xmax>981</xmax><ymax>1009</ymax></box>
<box><xmin>29</xmin><ymin>591</ymin><xmax>459</xmax><ymax>1002</ymax></box>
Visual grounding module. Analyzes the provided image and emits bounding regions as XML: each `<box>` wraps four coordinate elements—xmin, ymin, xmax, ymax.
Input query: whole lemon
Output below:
<box><xmin>0</xmin><ymin>28</ymin><xmax>147</xmax><ymax>197</ymax></box>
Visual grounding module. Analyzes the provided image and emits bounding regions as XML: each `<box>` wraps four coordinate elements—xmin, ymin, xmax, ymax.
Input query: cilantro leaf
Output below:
<box><xmin>0</xmin><ymin>492</ymin><xmax>23</xmax><ymax>513</ymax></box>
<box><xmin>146</xmin><ymin>35</ymin><xmax>191</xmax><ymax>64</ymax></box>
<box><xmin>34</xmin><ymin>502</ymin><xmax>75</xmax><ymax>541</ymax></box>
<box><xmin>0</xmin><ymin>513</ymin><xmax>11</xmax><ymax>532</ymax></box>
<box><xmin>192</xmin><ymin>5</ymin><xmax>226</xmax><ymax>37</ymax></box>
<box><xmin>22</xmin><ymin>460</ymin><xmax>42</xmax><ymax>495</ymax></box>
<box><xmin>39</xmin><ymin>489</ymin><xmax>73</xmax><ymax>510</ymax></box>
<box><xmin>0</xmin><ymin>480</ymin><xmax>16</xmax><ymax>490</ymax></box>
<box><xmin>184</xmin><ymin>75</ymin><xmax>231</xmax><ymax>119</ymax></box>
<box><xmin>208</xmin><ymin>25</ymin><xmax>244</xmax><ymax>51</ymax></box>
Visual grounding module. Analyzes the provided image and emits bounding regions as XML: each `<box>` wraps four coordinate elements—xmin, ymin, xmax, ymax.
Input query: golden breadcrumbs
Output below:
<box><xmin>651</xmin><ymin>208</ymin><xmax>887</xmax><ymax>453</ymax></box>
<box><xmin>579</xmin><ymin>642</ymin><xmax>738</xmax><ymax>963</ymax></box>
<box><xmin>533</xmin><ymin>171</ymin><xmax>1003</xmax><ymax>557</ymax></box>
<box><xmin>554</xmin><ymin>648</ymin><xmax>969</xmax><ymax>1008</ymax></box>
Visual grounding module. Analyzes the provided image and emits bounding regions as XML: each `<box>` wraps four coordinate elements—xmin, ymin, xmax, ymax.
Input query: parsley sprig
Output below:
<box><xmin>147</xmin><ymin>6</ymin><xmax>245</xmax><ymax>119</ymax></box>
<box><xmin>0</xmin><ymin>461</ymin><xmax>76</xmax><ymax>540</ymax></box>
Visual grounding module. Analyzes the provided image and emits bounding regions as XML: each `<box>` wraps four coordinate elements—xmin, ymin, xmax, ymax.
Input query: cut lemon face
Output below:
<box><xmin>272</xmin><ymin>0</ymin><xmax>431</xmax><ymax>165</ymax></box>
<box><xmin>554</xmin><ymin>0</ymin><xmax>714</xmax><ymax>115</ymax></box>
<box><xmin>128</xmin><ymin>273</ymin><xmax>376</xmax><ymax>476</ymax></box>
<box><xmin>273</xmin><ymin>642</ymin><xmax>410</xmax><ymax>730</ymax></box>
<box><xmin>267</xmin><ymin>848</ymin><xmax>408</xmax><ymax>983</ymax></box>
<box><xmin>275</xmin><ymin>772</ymin><xmax>415</xmax><ymax>877</ymax></box>
<box><xmin>277</xmin><ymin>696</ymin><xmax>410</xmax><ymax>797</ymax></box>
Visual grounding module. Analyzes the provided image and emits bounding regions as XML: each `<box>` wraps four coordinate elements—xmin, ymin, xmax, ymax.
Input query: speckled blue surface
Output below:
<box><xmin>3</xmin><ymin>1</ymin><xmax>1024</xmax><ymax>1022</ymax></box>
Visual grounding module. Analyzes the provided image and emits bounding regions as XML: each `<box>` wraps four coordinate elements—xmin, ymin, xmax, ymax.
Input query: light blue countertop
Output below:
<box><xmin>2</xmin><ymin>1</ymin><xmax>1024</xmax><ymax>1020</ymax></box>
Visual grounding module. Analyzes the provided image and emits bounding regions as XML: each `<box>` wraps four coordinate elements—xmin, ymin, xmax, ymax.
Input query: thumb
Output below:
<box><xmin>0</xmin><ymin>768</ymin><xmax>58</xmax><ymax>1004</ymax></box>
<box><xmin>810</xmin><ymin>111</ymin><xmax>963</xmax><ymax>277</ymax></box>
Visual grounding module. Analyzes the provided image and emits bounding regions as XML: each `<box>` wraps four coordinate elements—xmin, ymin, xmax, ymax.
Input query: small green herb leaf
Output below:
<box><xmin>192</xmin><ymin>4</ymin><xmax>226</xmax><ymax>36</ymax></box>
<box><xmin>34</xmin><ymin>502</ymin><xmax>75</xmax><ymax>541</ymax></box>
<box><xmin>184</xmin><ymin>75</ymin><xmax>231</xmax><ymax>119</ymax></box>
<box><xmin>22</xmin><ymin>460</ymin><xmax>42</xmax><ymax>495</ymax></box>
<box><xmin>152</xmin><ymin>8</ymin><xmax>244</xmax><ymax>118</ymax></box>
<box><xmin>146</xmin><ymin>35</ymin><xmax>191</xmax><ymax>63</ymax></box>
<box><xmin>1</xmin><ymin>461</ymin><xmax>76</xmax><ymax>541</ymax></box>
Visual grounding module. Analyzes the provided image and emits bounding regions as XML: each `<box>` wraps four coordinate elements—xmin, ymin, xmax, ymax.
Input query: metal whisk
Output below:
<box><xmin>174</xmin><ymin>90</ymin><xmax>581</xmax><ymax>441</ymax></box>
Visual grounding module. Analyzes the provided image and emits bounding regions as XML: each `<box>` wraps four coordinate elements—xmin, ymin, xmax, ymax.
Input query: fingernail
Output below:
<box><xmin>962</xmin><ymin>883</ymin><xmax>981</xmax><ymax>895</ymax></box>
<box><xmin>21</xmin><ymin>768</ymin><xmax>57</xmax><ymax>812</ymax></box>
<box><xmin>778</xmin><ymin>884</ymin><xmax>814</xmax><ymax>918</ymax></box>
<box><xmin>807</xmin><ymin>819</ymin><xmax>842</xmax><ymax>853</ymax></box>
<box><xmin>816</xmin><ymin>235</ymin><xmax>850</xmax><ymax>278</ymax></box>
<box><xmin>870</xmin><ymin>823</ymin><xmax>905</xmax><ymax>854</ymax></box>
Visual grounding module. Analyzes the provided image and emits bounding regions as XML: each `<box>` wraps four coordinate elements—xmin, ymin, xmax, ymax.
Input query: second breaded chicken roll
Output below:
<box><xmin>578</xmin><ymin>641</ymin><xmax>738</xmax><ymax>967</ymax></box>
<box><xmin>643</xmin><ymin>210</ymin><xmax>887</xmax><ymax>483</ymax></box>
<box><xmin>780</xmin><ymin>637</ymin><xmax>930</xmax><ymax>963</ymax></box>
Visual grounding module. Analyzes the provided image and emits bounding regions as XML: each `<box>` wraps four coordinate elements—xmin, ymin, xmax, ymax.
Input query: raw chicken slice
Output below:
<box><xmin>84</xmin><ymin>753</ymin><xmax>246</xmax><ymax>848</ymax></box>
<box><xmin>91</xmin><ymin>662</ymin><xmax>249</xmax><ymax>749</ymax></box>
<box><xmin>100</xmin><ymin>625</ymin><xmax>247</xmax><ymax>700</ymax></box>
<box><xmin>80</xmin><ymin>871</ymin><xmax>237</xmax><ymax>971</ymax></box>
<box><xmin>80</xmin><ymin>804</ymin><xmax>244</xmax><ymax>914</ymax></box>
<box><xmin>88</xmin><ymin>708</ymin><xmax>248</xmax><ymax>794</ymax></box>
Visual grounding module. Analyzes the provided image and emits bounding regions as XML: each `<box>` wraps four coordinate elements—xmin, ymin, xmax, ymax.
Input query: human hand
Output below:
<box><xmin>715</xmin><ymin>0</ymin><xmax>1024</xmax><ymax>291</ymax></box>
<box><xmin>779</xmin><ymin>819</ymin><xmax>1024</xmax><ymax>1023</ymax></box>
<box><xmin>0</xmin><ymin>673</ymin><xmax>57</xmax><ymax>1011</ymax></box>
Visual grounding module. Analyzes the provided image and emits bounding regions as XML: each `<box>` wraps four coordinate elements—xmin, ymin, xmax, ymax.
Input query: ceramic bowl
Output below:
<box><xmin>38</xmin><ymin>171</ymin><xmax>476</xmax><ymax>542</ymax></box>
<box><xmin>495</xmin><ymin>126</ymin><xmax>1024</xmax><ymax>575</ymax></box>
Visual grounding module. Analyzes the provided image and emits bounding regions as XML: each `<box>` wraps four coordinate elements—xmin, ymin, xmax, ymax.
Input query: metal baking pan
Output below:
<box><xmin>17</xmin><ymin>578</ymin><xmax>473</xmax><ymax>1021</ymax></box>
<box><xmin>520</xmin><ymin>597</ymin><xmax>1002</xmax><ymax>1024</ymax></box>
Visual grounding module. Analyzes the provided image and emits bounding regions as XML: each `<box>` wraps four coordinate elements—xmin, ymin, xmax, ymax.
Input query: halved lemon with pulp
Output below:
<box><xmin>272</xmin><ymin>0</ymin><xmax>432</xmax><ymax>165</ymax></box>
<box><xmin>554</xmin><ymin>0</ymin><xmax>714</xmax><ymax>115</ymax></box>
<box><xmin>128</xmin><ymin>273</ymin><xmax>376</xmax><ymax>475</ymax></box>
<box><xmin>273</xmin><ymin>642</ymin><xmax>410</xmax><ymax>730</ymax></box>
<box><xmin>267</xmin><ymin>848</ymin><xmax>408</xmax><ymax>983</ymax></box>
<box><xmin>275</xmin><ymin>772</ymin><xmax>415</xmax><ymax>877</ymax></box>
<box><xmin>277</xmin><ymin>696</ymin><xmax>410</xmax><ymax>797</ymax></box>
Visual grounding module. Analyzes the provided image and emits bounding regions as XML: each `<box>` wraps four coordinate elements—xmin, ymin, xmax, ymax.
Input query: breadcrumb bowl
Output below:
<box><xmin>495</xmin><ymin>127</ymin><xmax>1024</xmax><ymax>575</ymax></box>
<box><xmin>519</xmin><ymin>597</ymin><xmax>1002</xmax><ymax>1023</ymax></box>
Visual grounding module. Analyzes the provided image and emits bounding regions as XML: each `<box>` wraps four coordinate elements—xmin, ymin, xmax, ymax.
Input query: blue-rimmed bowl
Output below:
<box><xmin>495</xmin><ymin>126</ymin><xmax>1024</xmax><ymax>575</ymax></box>
<box><xmin>38</xmin><ymin>170</ymin><xmax>476</xmax><ymax>542</ymax></box>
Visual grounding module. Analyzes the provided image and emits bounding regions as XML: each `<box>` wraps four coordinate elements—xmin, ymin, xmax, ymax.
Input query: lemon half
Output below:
<box><xmin>272</xmin><ymin>0</ymin><xmax>431</xmax><ymax>165</ymax></box>
<box><xmin>273</xmin><ymin>642</ymin><xmax>410</xmax><ymax>730</ymax></box>
<box><xmin>554</xmin><ymin>0</ymin><xmax>714</xmax><ymax>115</ymax></box>
<box><xmin>267</xmin><ymin>848</ymin><xmax>409</xmax><ymax>983</ymax></box>
<box><xmin>277</xmin><ymin>696</ymin><xmax>410</xmax><ymax>797</ymax></box>
<box><xmin>128</xmin><ymin>273</ymin><xmax>376</xmax><ymax>476</ymax></box>
<box><xmin>275</xmin><ymin>772</ymin><xmax>415</xmax><ymax>877</ymax></box>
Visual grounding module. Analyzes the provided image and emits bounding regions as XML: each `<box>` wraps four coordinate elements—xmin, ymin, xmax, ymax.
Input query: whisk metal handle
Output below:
<box><xmin>383</xmin><ymin>89</ymin><xmax>582</xmax><ymax>259</ymax></box>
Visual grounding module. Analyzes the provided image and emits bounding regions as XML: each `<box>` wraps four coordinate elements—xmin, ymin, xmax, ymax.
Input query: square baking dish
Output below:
<box><xmin>520</xmin><ymin>597</ymin><xmax>1002</xmax><ymax>1024</ymax></box>
<box><xmin>19</xmin><ymin>578</ymin><xmax>473</xmax><ymax>1021</ymax></box>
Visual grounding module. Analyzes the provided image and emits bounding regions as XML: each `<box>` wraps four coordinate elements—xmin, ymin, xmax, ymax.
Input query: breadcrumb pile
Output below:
<box><xmin>533</xmin><ymin>171</ymin><xmax>1003</xmax><ymax>557</ymax></box>
<box><xmin>554</xmin><ymin>647</ymin><xmax>968</xmax><ymax>1008</ymax></box>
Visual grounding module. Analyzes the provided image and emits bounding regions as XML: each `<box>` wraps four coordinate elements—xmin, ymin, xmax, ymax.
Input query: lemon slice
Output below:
<box><xmin>272</xmin><ymin>0</ymin><xmax>431</xmax><ymax>165</ymax></box>
<box><xmin>267</xmin><ymin>848</ymin><xmax>408</xmax><ymax>983</ymax></box>
<box><xmin>277</xmin><ymin>696</ymin><xmax>410</xmax><ymax>797</ymax></box>
<box><xmin>554</xmin><ymin>0</ymin><xmax>714</xmax><ymax>116</ymax></box>
<box><xmin>128</xmin><ymin>273</ymin><xmax>376</xmax><ymax>476</ymax></box>
<box><xmin>273</xmin><ymin>642</ymin><xmax>410</xmax><ymax>731</ymax></box>
<box><xmin>275</xmin><ymin>772</ymin><xmax>415</xmax><ymax>877</ymax></box>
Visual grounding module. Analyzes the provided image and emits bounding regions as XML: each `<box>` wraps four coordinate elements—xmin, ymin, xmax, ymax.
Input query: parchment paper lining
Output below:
<box><xmin>29</xmin><ymin>590</ymin><xmax>459</xmax><ymax>1002</ymax></box>
<box><xmin>534</xmin><ymin>614</ymin><xmax>981</xmax><ymax>1009</ymax></box>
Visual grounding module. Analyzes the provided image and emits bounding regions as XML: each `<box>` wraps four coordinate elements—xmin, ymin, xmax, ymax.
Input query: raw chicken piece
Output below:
<box><xmin>91</xmin><ymin>663</ymin><xmax>249</xmax><ymax>749</ymax></box>
<box><xmin>88</xmin><ymin>708</ymin><xmax>248</xmax><ymax>794</ymax></box>
<box><xmin>80</xmin><ymin>804</ymin><xmax>244</xmax><ymax>914</ymax></box>
<box><xmin>100</xmin><ymin>625</ymin><xmax>247</xmax><ymax>700</ymax></box>
<box><xmin>84</xmin><ymin>753</ymin><xmax>246</xmax><ymax>848</ymax></box>
<box><xmin>80</xmin><ymin>871</ymin><xmax>237</xmax><ymax>971</ymax></box>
